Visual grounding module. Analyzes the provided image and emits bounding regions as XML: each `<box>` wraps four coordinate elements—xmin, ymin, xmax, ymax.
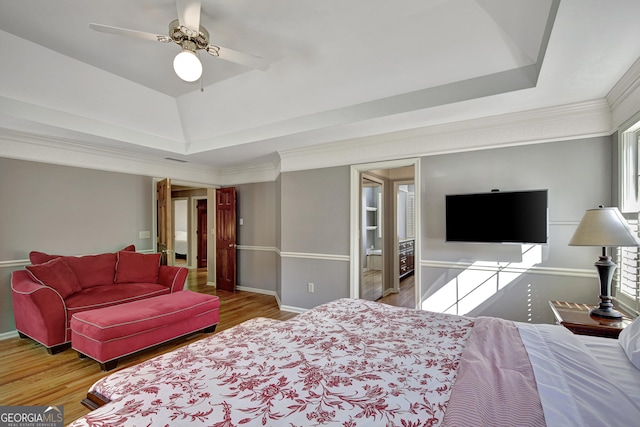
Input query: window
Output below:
<box><xmin>615</xmin><ymin>124</ymin><xmax>640</xmax><ymax>315</ymax></box>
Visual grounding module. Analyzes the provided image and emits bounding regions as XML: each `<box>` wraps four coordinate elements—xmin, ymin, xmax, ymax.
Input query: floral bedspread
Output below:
<box><xmin>69</xmin><ymin>298</ymin><xmax>474</xmax><ymax>427</ymax></box>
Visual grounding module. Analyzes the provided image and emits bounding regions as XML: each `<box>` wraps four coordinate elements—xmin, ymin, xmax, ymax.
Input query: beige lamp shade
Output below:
<box><xmin>569</xmin><ymin>207</ymin><xmax>640</xmax><ymax>247</ymax></box>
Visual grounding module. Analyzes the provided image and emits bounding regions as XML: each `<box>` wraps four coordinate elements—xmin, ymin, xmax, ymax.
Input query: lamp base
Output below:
<box><xmin>589</xmin><ymin>306</ymin><xmax>623</xmax><ymax>319</ymax></box>
<box><xmin>590</xmin><ymin>256</ymin><xmax>623</xmax><ymax>319</ymax></box>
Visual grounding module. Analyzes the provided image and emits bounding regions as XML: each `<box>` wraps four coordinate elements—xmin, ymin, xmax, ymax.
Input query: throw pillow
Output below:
<box><xmin>619</xmin><ymin>317</ymin><xmax>640</xmax><ymax>370</ymax></box>
<box><xmin>65</xmin><ymin>253</ymin><xmax>117</xmax><ymax>288</ymax></box>
<box><xmin>29</xmin><ymin>245</ymin><xmax>134</xmax><ymax>266</ymax></box>
<box><xmin>29</xmin><ymin>251</ymin><xmax>62</xmax><ymax>265</ymax></box>
<box><xmin>25</xmin><ymin>257</ymin><xmax>82</xmax><ymax>298</ymax></box>
<box><xmin>115</xmin><ymin>251</ymin><xmax>161</xmax><ymax>284</ymax></box>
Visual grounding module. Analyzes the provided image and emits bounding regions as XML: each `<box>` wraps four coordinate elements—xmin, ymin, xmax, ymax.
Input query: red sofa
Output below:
<box><xmin>11</xmin><ymin>247</ymin><xmax>188</xmax><ymax>354</ymax></box>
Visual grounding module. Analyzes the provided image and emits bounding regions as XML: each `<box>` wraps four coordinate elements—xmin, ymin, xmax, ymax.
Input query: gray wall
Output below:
<box><xmin>0</xmin><ymin>134</ymin><xmax>616</xmax><ymax>332</ymax></box>
<box><xmin>279</xmin><ymin>166</ymin><xmax>351</xmax><ymax>308</ymax></box>
<box><xmin>236</xmin><ymin>182</ymin><xmax>278</xmax><ymax>292</ymax></box>
<box><xmin>420</xmin><ymin>136</ymin><xmax>613</xmax><ymax>323</ymax></box>
<box><xmin>0</xmin><ymin>158</ymin><xmax>153</xmax><ymax>333</ymax></box>
<box><xmin>274</xmin><ymin>136</ymin><xmax>613</xmax><ymax>322</ymax></box>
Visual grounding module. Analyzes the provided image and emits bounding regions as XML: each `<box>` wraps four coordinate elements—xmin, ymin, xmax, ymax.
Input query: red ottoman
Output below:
<box><xmin>71</xmin><ymin>290</ymin><xmax>219</xmax><ymax>370</ymax></box>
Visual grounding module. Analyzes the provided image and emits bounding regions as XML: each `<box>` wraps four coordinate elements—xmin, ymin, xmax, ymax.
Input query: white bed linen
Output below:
<box><xmin>576</xmin><ymin>334</ymin><xmax>640</xmax><ymax>401</ymax></box>
<box><xmin>518</xmin><ymin>323</ymin><xmax>640</xmax><ymax>427</ymax></box>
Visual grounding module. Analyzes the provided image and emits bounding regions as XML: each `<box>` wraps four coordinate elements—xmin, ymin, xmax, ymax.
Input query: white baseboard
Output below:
<box><xmin>236</xmin><ymin>286</ymin><xmax>276</xmax><ymax>296</ymax></box>
<box><xmin>279</xmin><ymin>305</ymin><xmax>308</xmax><ymax>314</ymax></box>
<box><xmin>234</xmin><ymin>286</ymin><xmax>306</xmax><ymax>313</ymax></box>
<box><xmin>0</xmin><ymin>330</ymin><xmax>19</xmax><ymax>341</ymax></box>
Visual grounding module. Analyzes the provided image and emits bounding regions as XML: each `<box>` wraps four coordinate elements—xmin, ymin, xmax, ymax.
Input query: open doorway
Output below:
<box><xmin>155</xmin><ymin>179</ymin><xmax>216</xmax><ymax>286</ymax></box>
<box><xmin>171</xmin><ymin>185</ymin><xmax>208</xmax><ymax>270</ymax></box>
<box><xmin>350</xmin><ymin>159</ymin><xmax>420</xmax><ymax>309</ymax></box>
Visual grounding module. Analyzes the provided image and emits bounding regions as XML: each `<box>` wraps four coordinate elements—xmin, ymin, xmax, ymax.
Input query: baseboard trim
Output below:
<box><xmin>279</xmin><ymin>305</ymin><xmax>308</xmax><ymax>314</ymax></box>
<box><xmin>236</xmin><ymin>286</ymin><xmax>276</xmax><ymax>296</ymax></box>
<box><xmin>0</xmin><ymin>330</ymin><xmax>19</xmax><ymax>341</ymax></box>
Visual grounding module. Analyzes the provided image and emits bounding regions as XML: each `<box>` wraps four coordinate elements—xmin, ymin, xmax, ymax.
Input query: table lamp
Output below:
<box><xmin>569</xmin><ymin>206</ymin><xmax>640</xmax><ymax>318</ymax></box>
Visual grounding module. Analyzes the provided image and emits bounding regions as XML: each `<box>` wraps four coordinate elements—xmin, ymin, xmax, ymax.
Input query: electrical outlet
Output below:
<box><xmin>307</xmin><ymin>282</ymin><xmax>314</xmax><ymax>293</ymax></box>
<box><xmin>139</xmin><ymin>230</ymin><xmax>151</xmax><ymax>239</ymax></box>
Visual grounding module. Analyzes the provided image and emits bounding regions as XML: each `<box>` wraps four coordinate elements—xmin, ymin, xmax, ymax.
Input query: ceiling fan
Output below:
<box><xmin>89</xmin><ymin>0</ymin><xmax>269</xmax><ymax>82</ymax></box>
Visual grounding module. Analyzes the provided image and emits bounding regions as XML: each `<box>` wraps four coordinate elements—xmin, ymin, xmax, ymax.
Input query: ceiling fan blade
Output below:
<box><xmin>207</xmin><ymin>45</ymin><xmax>269</xmax><ymax>71</ymax></box>
<box><xmin>176</xmin><ymin>0</ymin><xmax>201</xmax><ymax>32</ymax></box>
<box><xmin>89</xmin><ymin>23</ymin><xmax>171</xmax><ymax>43</ymax></box>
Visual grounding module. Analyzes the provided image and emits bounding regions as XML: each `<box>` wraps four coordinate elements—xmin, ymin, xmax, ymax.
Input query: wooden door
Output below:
<box><xmin>216</xmin><ymin>187</ymin><xmax>236</xmax><ymax>291</ymax></box>
<box><xmin>157</xmin><ymin>178</ymin><xmax>172</xmax><ymax>265</ymax></box>
<box><xmin>197</xmin><ymin>199</ymin><xmax>207</xmax><ymax>268</ymax></box>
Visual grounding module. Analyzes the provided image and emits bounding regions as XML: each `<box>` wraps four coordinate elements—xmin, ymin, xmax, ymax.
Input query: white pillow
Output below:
<box><xmin>619</xmin><ymin>316</ymin><xmax>640</xmax><ymax>369</ymax></box>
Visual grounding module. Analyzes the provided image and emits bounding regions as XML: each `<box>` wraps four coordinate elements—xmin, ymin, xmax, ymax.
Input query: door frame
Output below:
<box><xmin>350</xmin><ymin>158</ymin><xmax>421</xmax><ymax>309</ymax></box>
<box><xmin>152</xmin><ymin>178</ymin><xmax>218</xmax><ymax>284</ymax></box>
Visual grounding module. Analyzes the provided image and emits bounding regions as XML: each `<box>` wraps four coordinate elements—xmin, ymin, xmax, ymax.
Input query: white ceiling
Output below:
<box><xmin>1</xmin><ymin>0</ymin><xmax>640</xmax><ymax>175</ymax></box>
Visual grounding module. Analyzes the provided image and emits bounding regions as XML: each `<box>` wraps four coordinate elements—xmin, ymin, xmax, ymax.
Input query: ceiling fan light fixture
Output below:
<box><xmin>173</xmin><ymin>49</ymin><xmax>202</xmax><ymax>82</ymax></box>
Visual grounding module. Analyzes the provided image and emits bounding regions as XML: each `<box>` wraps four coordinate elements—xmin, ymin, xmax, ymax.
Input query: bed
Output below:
<box><xmin>69</xmin><ymin>298</ymin><xmax>640</xmax><ymax>426</ymax></box>
<box><xmin>174</xmin><ymin>230</ymin><xmax>188</xmax><ymax>258</ymax></box>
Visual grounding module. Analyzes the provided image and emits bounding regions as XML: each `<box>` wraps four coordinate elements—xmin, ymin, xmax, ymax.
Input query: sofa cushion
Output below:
<box><xmin>25</xmin><ymin>258</ymin><xmax>82</xmax><ymax>298</ymax></box>
<box><xmin>71</xmin><ymin>290</ymin><xmax>220</xmax><ymax>342</ymax></box>
<box><xmin>64</xmin><ymin>283</ymin><xmax>171</xmax><ymax>342</ymax></box>
<box><xmin>29</xmin><ymin>245</ymin><xmax>136</xmax><ymax>266</ymax></box>
<box><xmin>115</xmin><ymin>251</ymin><xmax>161</xmax><ymax>284</ymax></box>
<box><xmin>65</xmin><ymin>283</ymin><xmax>170</xmax><ymax>313</ymax></box>
<box><xmin>65</xmin><ymin>253</ymin><xmax>117</xmax><ymax>289</ymax></box>
<box><xmin>29</xmin><ymin>250</ymin><xmax>61</xmax><ymax>265</ymax></box>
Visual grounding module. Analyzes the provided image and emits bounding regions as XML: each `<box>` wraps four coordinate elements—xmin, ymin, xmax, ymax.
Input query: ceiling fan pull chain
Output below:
<box><xmin>199</xmin><ymin>51</ymin><xmax>205</xmax><ymax>92</ymax></box>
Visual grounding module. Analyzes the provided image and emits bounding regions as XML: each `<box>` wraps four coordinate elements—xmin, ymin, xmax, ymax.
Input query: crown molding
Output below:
<box><xmin>219</xmin><ymin>162</ymin><xmax>280</xmax><ymax>186</ymax></box>
<box><xmin>0</xmin><ymin>127</ymin><xmax>282</xmax><ymax>185</ymax></box>
<box><xmin>608</xmin><ymin>56</ymin><xmax>640</xmax><ymax>131</ymax></box>
<box><xmin>0</xmin><ymin>128</ymin><xmax>222</xmax><ymax>185</ymax></box>
<box><xmin>608</xmin><ymin>56</ymin><xmax>640</xmax><ymax>111</ymax></box>
<box><xmin>279</xmin><ymin>99</ymin><xmax>612</xmax><ymax>172</ymax></box>
<box><xmin>1</xmin><ymin>98</ymin><xmax>615</xmax><ymax>183</ymax></box>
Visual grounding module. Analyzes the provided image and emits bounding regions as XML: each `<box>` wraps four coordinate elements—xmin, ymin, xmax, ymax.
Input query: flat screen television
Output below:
<box><xmin>445</xmin><ymin>189</ymin><xmax>548</xmax><ymax>244</ymax></box>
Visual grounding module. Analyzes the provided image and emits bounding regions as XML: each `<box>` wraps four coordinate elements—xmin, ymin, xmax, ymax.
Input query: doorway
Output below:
<box><xmin>350</xmin><ymin>159</ymin><xmax>420</xmax><ymax>309</ymax></box>
<box><xmin>155</xmin><ymin>179</ymin><xmax>216</xmax><ymax>285</ymax></box>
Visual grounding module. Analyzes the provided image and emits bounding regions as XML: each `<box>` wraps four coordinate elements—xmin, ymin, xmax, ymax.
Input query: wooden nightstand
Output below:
<box><xmin>548</xmin><ymin>301</ymin><xmax>635</xmax><ymax>338</ymax></box>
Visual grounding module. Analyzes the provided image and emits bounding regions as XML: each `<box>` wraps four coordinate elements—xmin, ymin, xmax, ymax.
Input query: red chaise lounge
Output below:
<box><xmin>11</xmin><ymin>247</ymin><xmax>188</xmax><ymax>354</ymax></box>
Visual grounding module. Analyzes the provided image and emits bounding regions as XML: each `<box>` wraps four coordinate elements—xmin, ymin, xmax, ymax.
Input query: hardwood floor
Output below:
<box><xmin>0</xmin><ymin>269</ymin><xmax>296</xmax><ymax>425</ymax></box>
<box><xmin>378</xmin><ymin>274</ymin><xmax>416</xmax><ymax>308</ymax></box>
